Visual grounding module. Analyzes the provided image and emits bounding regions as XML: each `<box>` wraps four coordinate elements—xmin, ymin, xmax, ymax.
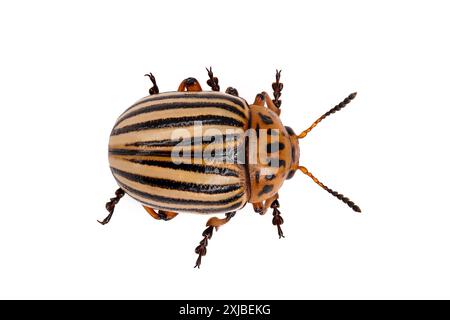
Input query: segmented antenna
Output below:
<box><xmin>298</xmin><ymin>92</ymin><xmax>357</xmax><ymax>139</ymax></box>
<box><xmin>298</xmin><ymin>166</ymin><xmax>361</xmax><ymax>212</ymax></box>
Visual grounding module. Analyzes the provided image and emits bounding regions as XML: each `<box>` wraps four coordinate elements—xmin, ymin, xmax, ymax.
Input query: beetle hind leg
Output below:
<box><xmin>98</xmin><ymin>188</ymin><xmax>125</xmax><ymax>225</ymax></box>
<box><xmin>144</xmin><ymin>72</ymin><xmax>159</xmax><ymax>95</ymax></box>
<box><xmin>194</xmin><ymin>211</ymin><xmax>236</xmax><ymax>268</ymax></box>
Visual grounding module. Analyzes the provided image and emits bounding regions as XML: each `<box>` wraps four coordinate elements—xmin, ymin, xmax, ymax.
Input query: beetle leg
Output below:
<box><xmin>225</xmin><ymin>87</ymin><xmax>239</xmax><ymax>97</ymax></box>
<box><xmin>271</xmin><ymin>69</ymin><xmax>283</xmax><ymax>111</ymax></box>
<box><xmin>252</xmin><ymin>202</ymin><xmax>265</xmax><ymax>215</ymax></box>
<box><xmin>252</xmin><ymin>193</ymin><xmax>278</xmax><ymax>215</ymax></box>
<box><xmin>194</xmin><ymin>211</ymin><xmax>236</xmax><ymax>268</ymax></box>
<box><xmin>143</xmin><ymin>206</ymin><xmax>178</xmax><ymax>221</ymax></box>
<box><xmin>205</xmin><ymin>66</ymin><xmax>220</xmax><ymax>91</ymax></box>
<box><xmin>144</xmin><ymin>72</ymin><xmax>159</xmax><ymax>95</ymax></box>
<box><xmin>178</xmin><ymin>77</ymin><xmax>203</xmax><ymax>92</ymax></box>
<box><xmin>258</xmin><ymin>91</ymin><xmax>281</xmax><ymax>116</ymax></box>
<box><xmin>251</xmin><ymin>193</ymin><xmax>284</xmax><ymax>238</ymax></box>
<box><xmin>253</xmin><ymin>93</ymin><xmax>266</xmax><ymax>106</ymax></box>
<box><xmin>270</xmin><ymin>198</ymin><xmax>285</xmax><ymax>239</ymax></box>
<box><xmin>98</xmin><ymin>188</ymin><xmax>125</xmax><ymax>225</ymax></box>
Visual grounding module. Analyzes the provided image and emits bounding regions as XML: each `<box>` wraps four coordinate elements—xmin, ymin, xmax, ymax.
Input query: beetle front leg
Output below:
<box><xmin>252</xmin><ymin>193</ymin><xmax>278</xmax><ymax>215</ymax></box>
<box><xmin>194</xmin><ymin>211</ymin><xmax>236</xmax><ymax>268</ymax></box>
<box><xmin>270</xmin><ymin>198</ymin><xmax>285</xmax><ymax>239</ymax></box>
<box><xmin>271</xmin><ymin>69</ymin><xmax>283</xmax><ymax>112</ymax></box>
<box><xmin>252</xmin><ymin>193</ymin><xmax>284</xmax><ymax>238</ymax></box>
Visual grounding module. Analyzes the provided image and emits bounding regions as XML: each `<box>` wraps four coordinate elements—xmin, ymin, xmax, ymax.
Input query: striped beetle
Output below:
<box><xmin>100</xmin><ymin>68</ymin><xmax>361</xmax><ymax>268</ymax></box>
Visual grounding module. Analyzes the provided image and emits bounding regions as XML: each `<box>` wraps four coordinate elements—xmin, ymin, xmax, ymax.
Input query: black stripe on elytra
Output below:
<box><xmin>120</xmin><ymin>183</ymin><xmax>244</xmax><ymax>206</ymax></box>
<box><xmin>266</xmin><ymin>142</ymin><xmax>285</xmax><ymax>153</ymax></box>
<box><xmin>109</xmin><ymin>146</ymin><xmax>239</xmax><ymax>161</ymax></box>
<box><xmin>125</xmin><ymin>133</ymin><xmax>241</xmax><ymax>148</ymax></box>
<box><xmin>258</xmin><ymin>184</ymin><xmax>274</xmax><ymax>197</ymax></box>
<box><xmin>116</xmin><ymin>102</ymin><xmax>246</xmax><ymax>126</ymax></box>
<box><xmin>111</xmin><ymin>115</ymin><xmax>244</xmax><ymax>136</ymax></box>
<box><xmin>119</xmin><ymin>183</ymin><xmax>244</xmax><ymax>213</ymax></box>
<box><xmin>119</xmin><ymin>92</ymin><xmax>248</xmax><ymax>120</ymax></box>
<box><xmin>128</xmin><ymin>159</ymin><xmax>240</xmax><ymax>177</ymax></box>
<box><xmin>111</xmin><ymin>167</ymin><xmax>240</xmax><ymax>194</ymax></box>
<box><xmin>258</xmin><ymin>112</ymin><xmax>273</xmax><ymax>124</ymax></box>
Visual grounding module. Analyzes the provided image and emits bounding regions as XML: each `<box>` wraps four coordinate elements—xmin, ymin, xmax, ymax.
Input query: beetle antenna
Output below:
<box><xmin>297</xmin><ymin>92</ymin><xmax>357</xmax><ymax>139</ymax></box>
<box><xmin>297</xmin><ymin>166</ymin><xmax>361</xmax><ymax>212</ymax></box>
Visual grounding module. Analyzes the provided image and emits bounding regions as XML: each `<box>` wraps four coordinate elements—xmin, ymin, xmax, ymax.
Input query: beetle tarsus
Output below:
<box><xmin>271</xmin><ymin>199</ymin><xmax>285</xmax><ymax>238</ymax></box>
<box><xmin>206</xmin><ymin>66</ymin><xmax>220</xmax><ymax>91</ymax></box>
<box><xmin>98</xmin><ymin>188</ymin><xmax>125</xmax><ymax>225</ymax></box>
<box><xmin>272</xmin><ymin>69</ymin><xmax>283</xmax><ymax>109</ymax></box>
<box><xmin>144</xmin><ymin>72</ymin><xmax>159</xmax><ymax>95</ymax></box>
<box><xmin>194</xmin><ymin>225</ymin><xmax>214</xmax><ymax>268</ymax></box>
<box><xmin>194</xmin><ymin>212</ymin><xmax>235</xmax><ymax>268</ymax></box>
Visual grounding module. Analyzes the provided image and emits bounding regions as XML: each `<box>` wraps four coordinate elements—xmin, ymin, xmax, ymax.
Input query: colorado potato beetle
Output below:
<box><xmin>100</xmin><ymin>68</ymin><xmax>361</xmax><ymax>268</ymax></box>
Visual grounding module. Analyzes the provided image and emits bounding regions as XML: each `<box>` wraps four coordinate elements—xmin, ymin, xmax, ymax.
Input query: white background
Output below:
<box><xmin>0</xmin><ymin>0</ymin><xmax>449</xmax><ymax>299</ymax></box>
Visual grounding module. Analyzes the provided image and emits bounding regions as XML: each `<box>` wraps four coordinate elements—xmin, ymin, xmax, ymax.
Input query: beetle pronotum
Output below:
<box><xmin>99</xmin><ymin>68</ymin><xmax>361</xmax><ymax>268</ymax></box>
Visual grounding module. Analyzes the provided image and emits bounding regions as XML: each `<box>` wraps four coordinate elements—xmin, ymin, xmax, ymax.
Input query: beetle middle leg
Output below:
<box><xmin>143</xmin><ymin>206</ymin><xmax>178</xmax><ymax>221</ymax></box>
<box><xmin>178</xmin><ymin>77</ymin><xmax>203</xmax><ymax>92</ymax></box>
<box><xmin>98</xmin><ymin>188</ymin><xmax>125</xmax><ymax>225</ymax></box>
<box><xmin>194</xmin><ymin>211</ymin><xmax>236</xmax><ymax>268</ymax></box>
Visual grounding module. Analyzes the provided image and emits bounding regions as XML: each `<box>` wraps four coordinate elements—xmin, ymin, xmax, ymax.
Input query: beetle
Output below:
<box><xmin>99</xmin><ymin>68</ymin><xmax>361</xmax><ymax>268</ymax></box>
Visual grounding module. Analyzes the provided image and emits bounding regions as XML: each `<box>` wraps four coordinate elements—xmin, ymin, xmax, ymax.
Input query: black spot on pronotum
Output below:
<box><xmin>255</xmin><ymin>171</ymin><xmax>260</xmax><ymax>184</ymax></box>
<box><xmin>258</xmin><ymin>112</ymin><xmax>273</xmax><ymax>125</ymax></box>
<box><xmin>286</xmin><ymin>170</ymin><xmax>296</xmax><ymax>180</ymax></box>
<box><xmin>258</xmin><ymin>185</ymin><xmax>274</xmax><ymax>197</ymax></box>
<box><xmin>266</xmin><ymin>142</ymin><xmax>285</xmax><ymax>153</ymax></box>
<box><xmin>265</xmin><ymin>174</ymin><xmax>276</xmax><ymax>181</ymax></box>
